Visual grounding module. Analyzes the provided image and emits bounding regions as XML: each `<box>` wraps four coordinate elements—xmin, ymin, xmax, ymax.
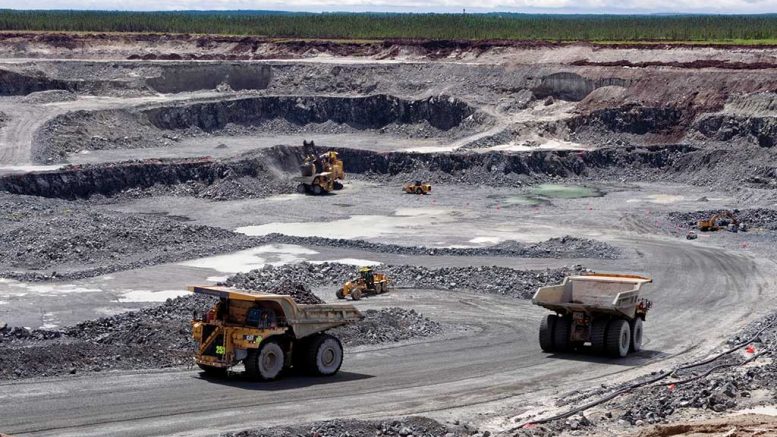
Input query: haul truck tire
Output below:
<box><xmin>539</xmin><ymin>314</ymin><xmax>557</xmax><ymax>352</ymax></box>
<box><xmin>630</xmin><ymin>318</ymin><xmax>643</xmax><ymax>352</ymax></box>
<box><xmin>351</xmin><ymin>289</ymin><xmax>363</xmax><ymax>301</ymax></box>
<box><xmin>246</xmin><ymin>340</ymin><xmax>285</xmax><ymax>380</ymax></box>
<box><xmin>197</xmin><ymin>363</ymin><xmax>227</xmax><ymax>377</ymax></box>
<box><xmin>307</xmin><ymin>334</ymin><xmax>343</xmax><ymax>376</ymax></box>
<box><xmin>590</xmin><ymin>318</ymin><xmax>608</xmax><ymax>354</ymax></box>
<box><xmin>606</xmin><ymin>319</ymin><xmax>631</xmax><ymax>358</ymax></box>
<box><xmin>336</xmin><ymin>288</ymin><xmax>345</xmax><ymax>299</ymax></box>
<box><xmin>553</xmin><ymin>316</ymin><xmax>572</xmax><ymax>352</ymax></box>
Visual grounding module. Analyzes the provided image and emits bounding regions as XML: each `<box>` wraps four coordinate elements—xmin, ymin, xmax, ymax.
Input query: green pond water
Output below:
<box><xmin>530</xmin><ymin>184</ymin><xmax>602</xmax><ymax>199</ymax></box>
<box><xmin>489</xmin><ymin>184</ymin><xmax>603</xmax><ymax>208</ymax></box>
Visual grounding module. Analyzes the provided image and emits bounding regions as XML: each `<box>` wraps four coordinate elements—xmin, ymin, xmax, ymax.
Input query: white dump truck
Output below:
<box><xmin>532</xmin><ymin>273</ymin><xmax>653</xmax><ymax>357</ymax></box>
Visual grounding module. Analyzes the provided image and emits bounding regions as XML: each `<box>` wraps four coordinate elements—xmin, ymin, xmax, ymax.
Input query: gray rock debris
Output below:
<box><xmin>223</xmin><ymin>262</ymin><xmax>581</xmax><ymax>300</ymax></box>
<box><xmin>222</xmin><ymin>417</ymin><xmax>462</xmax><ymax>437</ymax></box>
<box><xmin>0</xmin><ymin>283</ymin><xmax>440</xmax><ymax>380</ymax></box>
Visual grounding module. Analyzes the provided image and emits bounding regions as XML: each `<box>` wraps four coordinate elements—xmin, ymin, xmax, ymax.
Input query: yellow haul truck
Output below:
<box><xmin>190</xmin><ymin>285</ymin><xmax>363</xmax><ymax>380</ymax></box>
<box><xmin>532</xmin><ymin>273</ymin><xmax>653</xmax><ymax>358</ymax></box>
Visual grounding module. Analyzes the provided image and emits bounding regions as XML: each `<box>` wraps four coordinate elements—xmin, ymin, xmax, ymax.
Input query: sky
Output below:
<box><xmin>2</xmin><ymin>0</ymin><xmax>776</xmax><ymax>14</ymax></box>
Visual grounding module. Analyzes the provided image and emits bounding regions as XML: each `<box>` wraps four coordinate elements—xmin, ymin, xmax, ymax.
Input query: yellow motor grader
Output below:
<box><xmin>190</xmin><ymin>285</ymin><xmax>362</xmax><ymax>380</ymax></box>
<box><xmin>336</xmin><ymin>266</ymin><xmax>390</xmax><ymax>301</ymax></box>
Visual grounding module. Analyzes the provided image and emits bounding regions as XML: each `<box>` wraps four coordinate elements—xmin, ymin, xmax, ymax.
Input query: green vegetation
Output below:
<box><xmin>1</xmin><ymin>10</ymin><xmax>776</xmax><ymax>43</ymax></box>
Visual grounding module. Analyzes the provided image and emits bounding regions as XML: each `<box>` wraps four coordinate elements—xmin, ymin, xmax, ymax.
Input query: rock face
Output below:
<box><xmin>146</xmin><ymin>63</ymin><xmax>272</xmax><ymax>93</ymax></box>
<box><xmin>568</xmin><ymin>103</ymin><xmax>686</xmax><ymax>136</ymax></box>
<box><xmin>0</xmin><ymin>68</ymin><xmax>72</xmax><ymax>95</ymax></box>
<box><xmin>695</xmin><ymin>114</ymin><xmax>777</xmax><ymax>148</ymax></box>
<box><xmin>144</xmin><ymin>94</ymin><xmax>478</xmax><ymax>132</ymax></box>
<box><xmin>5</xmin><ymin>142</ymin><xmax>771</xmax><ymax>201</ymax></box>
<box><xmin>34</xmin><ymin>94</ymin><xmax>486</xmax><ymax>162</ymax></box>
<box><xmin>532</xmin><ymin>72</ymin><xmax>630</xmax><ymax>102</ymax></box>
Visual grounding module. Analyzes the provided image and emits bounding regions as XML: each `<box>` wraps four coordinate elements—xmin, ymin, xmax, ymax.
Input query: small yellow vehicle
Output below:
<box><xmin>403</xmin><ymin>181</ymin><xmax>432</xmax><ymax>195</ymax></box>
<box><xmin>190</xmin><ymin>285</ymin><xmax>362</xmax><ymax>380</ymax></box>
<box><xmin>336</xmin><ymin>267</ymin><xmax>390</xmax><ymax>301</ymax></box>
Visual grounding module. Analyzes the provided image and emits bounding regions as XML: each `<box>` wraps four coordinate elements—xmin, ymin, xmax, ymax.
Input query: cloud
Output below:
<box><xmin>4</xmin><ymin>0</ymin><xmax>777</xmax><ymax>13</ymax></box>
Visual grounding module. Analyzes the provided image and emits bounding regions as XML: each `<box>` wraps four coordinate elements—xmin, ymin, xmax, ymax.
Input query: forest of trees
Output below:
<box><xmin>1</xmin><ymin>10</ymin><xmax>776</xmax><ymax>43</ymax></box>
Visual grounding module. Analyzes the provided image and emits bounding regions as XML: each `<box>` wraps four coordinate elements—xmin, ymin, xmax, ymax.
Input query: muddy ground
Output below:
<box><xmin>0</xmin><ymin>35</ymin><xmax>777</xmax><ymax>437</ymax></box>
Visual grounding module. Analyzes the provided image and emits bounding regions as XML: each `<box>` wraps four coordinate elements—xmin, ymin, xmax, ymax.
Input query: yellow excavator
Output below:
<box><xmin>336</xmin><ymin>266</ymin><xmax>390</xmax><ymax>301</ymax></box>
<box><xmin>697</xmin><ymin>210</ymin><xmax>739</xmax><ymax>232</ymax></box>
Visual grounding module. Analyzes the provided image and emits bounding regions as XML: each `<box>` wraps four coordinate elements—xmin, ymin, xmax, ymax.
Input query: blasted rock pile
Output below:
<box><xmin>224</xmin><ymin>262</ymin><xmax>580</xmax><ymax>299</ymax></box>
<box><xmin>266</xmin><ymin>279</ymin><xmax>324</xmax><ymax>304</ymax></box>
<box><xmin>0</xmin><ymin>193</ymin><xmax>257</xmax><ymax>281</ymax></box>
<box><xmin>223</xmin><ymin>417</ymin><xmax>461</xmax><ymax>437</ymax></box>
<box><xmin>331</xmin><ymin>308</ymin><xmax>443</xmax><ymax>347</ymax></box>
<box><xmin>537</xmin><ymin>310</ymin><xmax>777</xmax><ymax>435</ymax></box>
<box><xmin>668</xmin><ymin>208</ymin><xmax>777</xmax><ymax>231</ymax></box>
<box><xmin>259</xmin><ymin>233</ymin><xmax>619</xmax><ymax>259</ymax></box>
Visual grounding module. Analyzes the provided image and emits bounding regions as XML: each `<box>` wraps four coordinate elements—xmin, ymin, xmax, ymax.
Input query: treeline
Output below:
<box><xmin>1</xmin><ymin>10</ymin><xmax>776</xmax><ymax>42</ymax></box>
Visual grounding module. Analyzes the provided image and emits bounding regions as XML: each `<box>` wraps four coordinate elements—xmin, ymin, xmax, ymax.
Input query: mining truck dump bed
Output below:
<box><xmin>531</xmin><ymin>273</ymin><xmax>653</xmax><ymax>357</ymax></box>
<box><xmin>190</xmin><ymin>285</ymin><xmax>362</xmax><ymax>338</ymax></box>
<box><xmin>532</xmin><ymin>273</ymin><xmax>652</xmax><ymax>319</ymax></box>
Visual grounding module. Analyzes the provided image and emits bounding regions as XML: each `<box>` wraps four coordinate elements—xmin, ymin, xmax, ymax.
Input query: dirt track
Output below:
<box><xmin>0</xmin><ymin>35</ymin><xmax>777</xmax><ymax>437</ymax></box>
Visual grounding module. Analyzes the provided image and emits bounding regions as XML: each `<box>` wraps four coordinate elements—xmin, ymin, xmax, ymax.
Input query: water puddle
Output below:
<box><xmin>626</xmin><ymin>194</ymin><xmax>685</xmax><ymax>204</ymax></box>
<box><xmin>488</xmin><ymin>184</ymin><xmax>602</xmax><ymax>209</ymax></box>
<box><xmin>236</xmin><ymin>208</ymin><xmax>457</xmax><ymax>240</ymax></box>
<box><xmin>530</xmin><ymin>184</ymin><xmax>602</xmax><ymax>199</ymax></box>
<box><xmin>118</xmin><ymin>289</ymin><xmax>190</xmax><ymax>303</ymax></box>
<box><xmin>180</xmin><ymin>244</ymin><xmax>318</xmax><ymax>274</ymax></box>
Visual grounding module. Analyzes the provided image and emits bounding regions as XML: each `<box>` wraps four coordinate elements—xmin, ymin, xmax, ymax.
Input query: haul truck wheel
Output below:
<box><xmin>197</xmin><ymin>363</ymin><xmax>227</xmax><ymax>377</ymax></box>
<box><xmin>351</xmin><ymin>288</ymin><xmax>363</xmax><ymax>301</ymax></box>
<box><xmin>539</xmin><ymin>314</ymin><xmax>557</xmax><ymax>352</ymax></box>
<box><xmin>245</xmin><ymin>340</ymin><xmax>285</xmax><ymax>380</ymax></box>
<box><xmin>296</xmin><ymin>184</ymin><xmax>306</xmax><ymax>194</ymax></box>
<box><xmin>606</xmin><ymin>319</ymin><xmax>631</xmax><ymax>358</ymax></box>
<box><xmin>590</xmin><ymin>318</ymin><xmax>608</xmax><ymax>354</ymax></box>
<box><xmin>553</xmin><ymin>316</ymin><xmax>572</xmax><ymax>352</ymax></box>
<box><xmin>312</xmin><ymin>184</ymin><xmax>323</xmax><ymax>195</ymax></box>
<box><xmin>307</xmin><ymin>334</ymin><xmax>343</xmax><ymax>376</ymax></box>
<box><xmin>630</xmin><ymin>318</ymin><xmax>643</xmax><ymax>352</ymax></box>
<box><xmin>334</xmin><ymin>181</ymin><xmax>344</xmax><ymax>190</ymax></box>
<box><xmin>336</xmin><ymin>288</ymin><xmax>345</xmax><ymax>299</ymax></box>
<box><xmin>416</xmin><ymin>188</ymin><xmax>423</xmax><ymax>194</ymax></box>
